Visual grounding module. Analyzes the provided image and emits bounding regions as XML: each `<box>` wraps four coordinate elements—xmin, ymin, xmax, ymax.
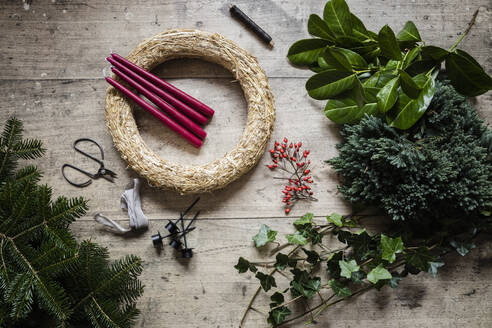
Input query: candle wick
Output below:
<box><xmin>102</xmin><ymin>67</ymin><xmax>108</xmax><ymax>78</ymax></box>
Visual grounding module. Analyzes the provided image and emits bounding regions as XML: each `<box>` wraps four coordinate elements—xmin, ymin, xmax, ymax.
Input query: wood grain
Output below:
<box><xmin>0</xmin><ymin>0</ymin><xmax>491</xmax><ymax>327</ymax></box>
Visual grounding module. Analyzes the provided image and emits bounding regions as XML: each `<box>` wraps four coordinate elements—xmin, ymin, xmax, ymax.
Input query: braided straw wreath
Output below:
<box><xmin>105</xmin><ymin>29</ymin><xmax>276</xmax><ymax>194</ymax></box>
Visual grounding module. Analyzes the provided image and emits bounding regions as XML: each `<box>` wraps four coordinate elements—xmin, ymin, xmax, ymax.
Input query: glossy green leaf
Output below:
<box><xmin>399</xmin><ymin>70</ymin><xmax>421</xmax><ymax>99</ymax></box>
<box><xmin>334</xmin><ymin>35</ymin><xmax>363</xmax><ymax>48</ymax></box>
<box><xmin>421</xmin><ymin>46</ymin><xmax>449</xmax><ymax>61</ymax></box>
<box><xmin>351</xmin><ymin>13</ymin><xmax>373</xmax><ymax>40</ymax></box>
<box><xmin>378</xmin><ymin>25</ymin><xmax>403</xmax><ymax>60</ymax></box>
<box><xmin>335</xmin><ymin>48</ymin><xmax>368</xmax><ymax>69</ymax></box>
<box><xmin>402</xmin><ymin>47</ymin><xmax>422</xmax><ymax>69</ymax></box>
<box><xmin>388</xmin><ymin>74</ymin><xmax>436</xmax><ymax>130</ymax></box>
<box><xmin>445</xmin><ymin>49</ymin><xmax>492</xmax><ymax>96</ymax></box>
<box><xmin>306</xmin><ymin>71</ymin><xmax>356</xmax><ymax>99</ymax></box>
<box><xmin>396</xmin><ymin>21</ymin><xmax>421</xmax><ymax>42</ymax></box>
<box><xmin>376</xmin><ymin>76</ymin><xmax>399</xmax><ymax>112</ymax></box>
<box><xmin>325</xmin><ymin>99</ymin><xmax>378</xmax><ymax>124</ymax></box>
<box><xmin>380</xmin><ymin>234</ymin><xmax>404</xmax><ymax>263</ymax></box>
<box><xmin>308</xmin><ymin>14</ymin><xmax>335</xmax><ymax>41</ymax></box>
<box><xmin>339</xmin><ymin>260</ymin><xmax>360</xmax><ymax>279</ymax></box>
<box><xmin>363</xmin><ymin>71</ymin><xmax>397</xmax><ymax>88</ymax></box>
<box><xmin>323</xmin><ymin>47</ymin><xmax>352</xmax><ymax>71</ymax></box>
<box><xmin>363</xmin><ymin>87</ymin><xmax>380</xmax><ymax>103</ymax></box>
<box><xmin>287</xmin><ymin>39</ymin><xmax>331</xmax><ymax>66</ymax></box>
<box><xmin>252</xmin><ymin>224</ymin><xmax>277</xmax><ymax>247</ymax></box>
<box><xmin>285</xmin><ymin>231</ymin><xmax>308</xmax><ymax>245</ymax></box>
<box><xmin>327</xmin><ymin>213</ymin><xmax>343</xmax><ymax>227</ymax></box>
<box><xmin>405</xmin><ymin>59</ymin><xmax>437</xmax><ymax>76</ymax></box>
<box><xmin>367</xmin><ymin>264</ymin><xmax>392</xmax><ymax>284</ymax></box>
<box><xmin>323</xmin><ymin>0</ymin><xmax>352</xmax><ymax>37</ymax></box>
<box><xmin>352</xmin><ymin>78</ymin><xmax>365</xmax><ymax>108</ymax></box>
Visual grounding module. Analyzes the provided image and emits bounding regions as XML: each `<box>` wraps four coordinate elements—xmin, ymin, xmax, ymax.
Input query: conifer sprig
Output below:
<box><xmin>0</xmin><ymin>117</ymin><xmax>144</xmax><ymax>328</ymax></box>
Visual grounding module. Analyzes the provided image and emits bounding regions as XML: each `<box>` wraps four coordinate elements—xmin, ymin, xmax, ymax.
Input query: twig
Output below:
<box><xmin>449</xmin><ymin>9</ymin><xmax>479</xmax><ymax>52</ymax></box>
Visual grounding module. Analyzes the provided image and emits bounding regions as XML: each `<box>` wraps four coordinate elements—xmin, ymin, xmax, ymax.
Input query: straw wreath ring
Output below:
<box><xmin>105</xmin><ymin>29</ymin><xmax>275</xmax><ymax>194</ymax></box>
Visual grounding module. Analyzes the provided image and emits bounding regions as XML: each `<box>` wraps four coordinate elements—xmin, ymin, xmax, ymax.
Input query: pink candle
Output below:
<box><xmin>111</xmin><ymin>67</ymin><xmax>206</xmax><ymax>140</ymax></box>
<box><xmin>106</xmin><ymin>77</ymin><xmax>203</xmax><ymax>148</ymax></box>
<box><xmin>111</xmin><ymin>53</ymin><xmax>215</xmax><ymax>118</ymax></box>
<box><xmin>107</xmin><ymin>56</ymin><xmax>208</xmax><ymax>126</ymax></box>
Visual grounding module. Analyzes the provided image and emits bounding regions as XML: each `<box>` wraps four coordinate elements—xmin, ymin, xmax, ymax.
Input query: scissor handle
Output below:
<box><xmin>61</xmin><ymin>164</ymin><xmax>94</xmax><ymax>188</ymax></box>
<box><xmin>73</xmin><ymin>138</ymin><xmax>105</xmax><ymax>167</ymax></box>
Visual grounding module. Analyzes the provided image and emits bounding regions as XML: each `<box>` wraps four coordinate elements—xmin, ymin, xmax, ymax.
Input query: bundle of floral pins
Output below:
<box><xmin>235</xmin><ymin>0</ymin><xmax>491</xmax><ymax>327</ymax></box>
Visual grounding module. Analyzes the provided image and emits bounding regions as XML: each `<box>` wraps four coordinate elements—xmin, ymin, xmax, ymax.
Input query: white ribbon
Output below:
<box><xmin>94</xmin><ymin>178</ymin><xmax>149</xmax><ymax>234</ymax></box>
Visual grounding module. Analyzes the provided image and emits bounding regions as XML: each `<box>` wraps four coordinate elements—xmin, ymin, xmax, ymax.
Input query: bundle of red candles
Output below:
<box><xmin>105</xmin><ymin>53</ymin><xmax>215</xmax><ymax>148</ymax></box>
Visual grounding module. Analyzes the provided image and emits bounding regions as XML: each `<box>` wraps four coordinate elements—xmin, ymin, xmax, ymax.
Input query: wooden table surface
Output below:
<box><xmin>1</xmin><ymin>0</ymin><xmax>491</xmax><ymax>327</ymax></box>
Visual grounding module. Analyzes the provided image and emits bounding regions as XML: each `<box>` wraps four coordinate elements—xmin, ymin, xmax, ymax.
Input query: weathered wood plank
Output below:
<box><xmin>0</xmin><ymin>0</ymin><xmax>490</xmax><ymax>79</ymax></box>
<box><xmin>0</xmin><ymin>70</ymin><xmax>490</xmax><ymax>220</ymax></box>
<box><xmin>71</xmin><ymin>218</ymin><xmax>492</xmax><ymax>328</ymax></box>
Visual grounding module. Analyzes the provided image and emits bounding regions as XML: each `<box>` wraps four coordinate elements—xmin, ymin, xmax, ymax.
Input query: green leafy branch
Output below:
<box><xmin>235</xmin><ymin>212</ymin><xmax>487</xmax><ymax>327</ymax></box>
<box><xmin>287</xmin><ymin>0</ymin><xmax>491</xmax><ymax>129</ymax></box>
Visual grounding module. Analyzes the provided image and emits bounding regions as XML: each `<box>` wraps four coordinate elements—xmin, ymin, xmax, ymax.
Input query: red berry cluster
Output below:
<box><xmin>267</xmin><ymin>137</ymin><xmax>316</xmax><ymax>214</ymax></box>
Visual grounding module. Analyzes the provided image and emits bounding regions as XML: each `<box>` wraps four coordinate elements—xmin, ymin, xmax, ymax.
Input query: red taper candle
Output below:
<box><xmin>111</xmin><ymin>67</ymin><xmax>206</xmax><ymax>140</ymax></box>
<box><xmin>105</xmin><ymin>76</ymin><xmax>203</xmax><ymax>148</ymax></box>
<box><xmin>107</xmin><ymin>56</ymin><xmax>208</xmax><ymax>126</ymax></box>
<box><xmin>111</xmin><ymin>53</ymin><xmax>215</xmax><ymax>118</ymax></box>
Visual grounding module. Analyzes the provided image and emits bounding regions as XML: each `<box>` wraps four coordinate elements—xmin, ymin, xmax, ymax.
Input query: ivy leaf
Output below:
<box><xmin>450</xmin><ymin>240</ymin><xmax>476</xmax><ymax>256</ymax></box>
<box><xmin>255</xmin><ymin>272</ymin><xmax>277</xmax><ymax>292</ymax></box>
<box><xmin>328</xmin><ymin>279</ymin><xmax>352</xmax><ymax>297</ymax></box>
<box><xmin>287</xmin><ymin>39</ymin><xmax>331</xmax><ymax>66</ymax></box>
<box><xmin>308</xmin><ymin>14</ymin><xmax>335</xmax><ymax>41</ymax></box>
<box><xmin>350</xmin><ymin>271</ymin><xmax>366</xmax><ymax>284</ymax></box>
<box><xmin>325</xmin><ymin>98</ymin><xmax>378</xmax><ymax>124</ymax></box>
<box><xmin>338</xmin><ymin>259</ymin><xmax>360</xmax><ymax>279</ymax></box>
<box><xmin>270</xmin><ymin>292</ymin><xmax>284</xmax><ymax>306</ymax></box>
<box><xmin>275</xmin><ymin>253</ymin><xmax>297</xmax><ymax>270</ymax></box>
<box><xmin>396</xmin><ymin>21</ymin><xmax>421</xmax><ymax>42</ymax></box>
<box><xmin>399</xmin><ymin>70</ymin><xmax>422</xmax><ymax>99</ymax></box>
<box><xmin>380</xmin><ymin>234</ymin><xmax>405</xmax><ymax>263</ymax></box>
<box><xmin>367</xmin><ymin>264</ymin><xmax>392</xmax><ymax>284</ymax></box>
<box><xmin>303</xmin><ymin>249</ymin><xmax>320</xmax><ymax>265</ymax></box>
<box><xmin>323</xmin><ymin>0</ymin><xmax>353</xmax><ymax>37</ymax></box>
<box><xmin>286</xmin><ymin>231</ymin><xmax>308</xmax><ymax>246</ymax></box>
<box><xmin>252</xmin><ymin>224</ymin><xmax>277</xmax><ymax>248</ymax></box>
<box><xmin>294</xmin><ymin>213</ymin><xmax>313</xmax><ymax>226</ymax></box>
<box><xmin>376</xmin><ymin>76</ymin><xmax>399</xmax><ymax>112</ymax></box>
<box><xmin>378</xmin><ymin>25</ymin><xmax>403</xmax><ymax>60</ymax></box>
<box><xmin>405</xmin><ymin>247</ymin><xmax>434</xmax><ymax>272</ymax></box>
<box><xmin>326</xmin><ymin>252</ymin><xmax>343</xmax><ymax>279</ymax></box>
<box><xmin>306</xmin><ymin>70</ymin><xmax>356</xmax><ymax>99</ymax></box>
<box><xmin>234</xmin><ymin>257</ymin><xmax>257</xmax><ymax>274</ymax></box>
<box><xmin>445</xmin><ymin>49</ymin><xmax>492</xmax><ymax>96</ymax></box>
<box><xmin>267</xmin><ymin>306</ymin><xmax>291</xmax><ymax>326</ymax></box>
<box><xmin>428</xmin><ymin>261</ymin><xmax>445</xmax><ymax>277</ymax></box>
<box><xmin>387</xmin><ymin>274</ymin><xmax>403</xmax><ymax>288</ymax></box>
<box><xmin>327</xmin><ymin>213</ymin><xmax>344</xmax><ymax>227</ymax></box>
<box><xmin>388</xmin><ymin>73</ymin><xmax>436</xmax><ymax>130</ymax></box>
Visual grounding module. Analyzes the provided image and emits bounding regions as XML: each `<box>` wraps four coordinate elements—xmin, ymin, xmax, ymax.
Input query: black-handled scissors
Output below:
<box><xmin>61</xmin><ymin>138</ymin><xmax>117</xmax><ymax>188</ymax></box>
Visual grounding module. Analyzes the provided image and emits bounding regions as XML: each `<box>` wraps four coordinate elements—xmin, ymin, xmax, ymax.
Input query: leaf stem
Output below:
<box><xmin>449</xmin><ymin>9</ymin><xmax>479</xmax><ymax>52</ymax></box>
